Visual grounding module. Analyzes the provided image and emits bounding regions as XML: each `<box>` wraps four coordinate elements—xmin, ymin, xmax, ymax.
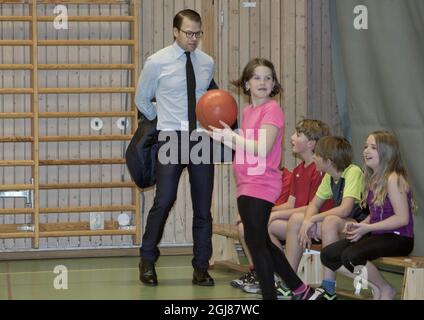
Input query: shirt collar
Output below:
<box><xmin>172</xmin><ymin>41</ymin><xmax>196</xmax><ymax>60</ymax></box>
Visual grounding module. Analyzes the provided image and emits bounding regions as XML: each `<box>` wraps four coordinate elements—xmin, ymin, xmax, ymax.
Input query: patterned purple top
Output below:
<box><xmin>367</xmin><ymin>190</ymin><xmax>414</xmax><ymax>238</ymax></box>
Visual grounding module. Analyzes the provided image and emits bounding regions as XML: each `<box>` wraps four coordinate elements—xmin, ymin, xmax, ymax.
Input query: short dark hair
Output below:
<box><xmin>314</xmin><ymin>136</ymin><xmax>353</xmax><ymax>172</ymax></box>
<box><xmin>231</xmin><ymin>58</ymin><xmax>282</xmax><ymax>97</ymax></box>
<box><xmin>173</xmin><ymin>9</ymin><xmax>202</xmax><ymax>29</ymax></box>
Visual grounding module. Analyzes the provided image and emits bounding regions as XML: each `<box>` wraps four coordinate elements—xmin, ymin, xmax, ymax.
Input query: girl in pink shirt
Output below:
<box><xmin>208</xmin><ymin>58</ymin><xmax>314</xmax><ymax>300</ymax></box>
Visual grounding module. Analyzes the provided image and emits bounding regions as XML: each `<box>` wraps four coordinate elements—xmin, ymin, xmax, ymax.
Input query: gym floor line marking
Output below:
<box><xmin>6</xmin><ymin>262</ymin><xmax>13</xmax><ymax>300</ymax></box>
<box><xmin>0</xmin><ymin>265</ymin><xmax>193</xmax><ymax>276</ymax></box>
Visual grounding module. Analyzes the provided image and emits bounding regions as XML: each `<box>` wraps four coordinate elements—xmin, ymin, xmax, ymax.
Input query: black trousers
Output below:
<box><xmin>321</xmin><ymin>233</ymin><xmax>414</xmax><ymax>273</ymax></box>
<box><xmin>140</xmin><ymin>131</ymin><xmax>214</xmax><ymax>271</ymax></box>
<box><xmin>238</xmin><ymin>195</ymin><xmax>303</xmax><ymax>300</ymax></box>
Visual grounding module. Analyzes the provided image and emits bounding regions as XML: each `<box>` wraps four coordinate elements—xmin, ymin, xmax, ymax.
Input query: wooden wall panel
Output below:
<box><xmin>281</xmin><ymin>0</ymin><xmax>297</xmax><ymax>169</ymax></box>
<box><xmin>307</xmin><ymin>0</ymin><xmax>341</xmax><ymax>135</ymax></box>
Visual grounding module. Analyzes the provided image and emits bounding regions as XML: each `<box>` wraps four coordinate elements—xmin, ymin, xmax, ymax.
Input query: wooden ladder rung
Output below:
<box><xmin>0</xmin><ymin>112</ymin><xmax>34</xmax><ymax>119</ymax></box>
<box><xmin>38</xmin><ymin>64</ymin><xmax>135</xmax><ymax>70</ymax></box>
<box><xmin>0</xmin><ymin>136</ymin><xmax>34</xmax><ymax>143</ymax></box>
<box><xmin>40</xmin><ymin>205</ymin><xmax>136</xmax><ymax>214</ymax></box>
<box><xmin>38</xmin><ymin>40</ymin><xmax>135</xmax><ymax>46</ymax></box>
<box><xmin>0</xmin><ymin>0</ymin><xmax>34</xmax><ymax>3</ymax></box>
<box><xmin>39</xmin><ymin>220</ymin><xmax>118</xmax><ymax>232</ymax></box>
<box><xmin>39</xmin><ymin>182</ymin><xmax>135</xmax><ymax>189</ymax></box>
<box><xmin>0</xmin><ymin>64</ymin><xmax>33</xmax><ymax>70</ymax></box>
<box><xmin>37</xmin><ymin>16</ymin><xmax>135</xmax><ymax>22</ymax></box>
<box><xmin>0</xmin><ymin>40</ymin><xmax>33</xmax><ymax>46</ymax></box>
<box><xmin>0</xmin><ymin>223</ymin><xmax>32</xmax><ymax>233</ymax></box>
<box><xmin>39</xmin><ymin>111</ymin><xmax>133</xmax><ymax>118</ymax></box>
<box><xmin>37</xmin><ymin>0</ymin><xmax>131</xmax><ymax>3</ymax></box>
<box><xmin>40</xmin><ymin>229</ymin><xmax>135</xmax><ymax>237</ymax></box>
<box><xmin>0</xmin><ymin>160</ymin><xmax>35</xmax><ymax>166</ymax></box>
<box><xmin>38</xmin><ymin>87</ymin><xmax>135</xmax><ymax>94</ymax></box>
<box><xmin>0</xmin><ymin>16</ymin><xmax>32</xmax><ymax>21</ymax></box>
<box><xmin>0</xmin><ymin>2</ymin><xmax>133</xmax><ymax>7</ymax></box>
<box><xmin>0</xmin><ymin>208</ymin><xmax>34</xmax><ymax>215</ymax></box>
<box><xmin>0</xmin><ymin>88</ymin><xmax>34</xmax><ymax>94</ymax></box>
<box><xmin>39</xmin><ymin>158</ymin><xmax>126</xmax><ymax>165</ymax></box>
<box><xmin>0</xmin><ymin>184</ymin><xmax>35</xmax><ymax>191</ymax></box>
<box><xmin>39</xmin><ymin>135</ymin><xmax>132</xmax><ymax>142</ymax></box>
<box><xmin>0</xmin><ymin>232</ymin><xmax>35</xmax><ymax>239</ymax></box>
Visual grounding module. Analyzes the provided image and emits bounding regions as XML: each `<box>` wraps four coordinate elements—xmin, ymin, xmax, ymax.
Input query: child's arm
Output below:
<box><xmin>233</xmin><ymin>123</ymin><xmax>278</xmax><ymax>157</ymax></box>
<box><xmin>269</xmin><ymin>205</ymin><xmax>307</xmax><ymax>223</ymax></box>
<box><xmin>302</xmin><ymin>196</ymin><xmax>323</xmax><ymax>221</ymax></box>
<box><xmin>308</xmin><ymin>196</ymin><xmax>355</xmax><ymax>224</ymax></box>
<box><xmin>271</xmin><ymin>195</ymin><xmax>296</xmax><ymax>211</ymax></box>
<box><xmin>343</xmin><ymin>215</ymin><xmax>370</xmax><ymax>234</ymax></box>
<box><xmin>346</xmin><ymin>174</ymin><xmax>410</xmax><ymax>242</ymax></box>
<box><xmin>344</xmin><ymin>215</ymin><xmax>370</xmax><ymax>233</ymax></box>
<box><xmin>361</xmin><ymin>215</ymin><xmax>370</xmax><ymax>224</ymax></box>
<box><xmin>298</xmin><ymin>196</ymin><xmax>324</xmax><ymax>248</ymax></box>
<box><xmin>208</xmin><ymin>121</ymin><xmax>279</xmax><ymax>157</ymax></box>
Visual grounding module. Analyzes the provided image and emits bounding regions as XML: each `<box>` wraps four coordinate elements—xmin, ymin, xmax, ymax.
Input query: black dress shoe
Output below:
<box><xmin>192</xmin><ymin>269</ymin><xmax>215</xmax><ymax>286</ymax></box>
<box><xmin>139</xmin><ymin>259</ymin><xmax>158</xmax><ymax>286</ymax></box>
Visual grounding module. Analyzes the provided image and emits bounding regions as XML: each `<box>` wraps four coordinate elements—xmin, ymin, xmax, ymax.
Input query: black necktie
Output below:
<box><xmin>185</xmin><ymin>51</ymin><xmax>196</xmax><ymax>132</ymax></box>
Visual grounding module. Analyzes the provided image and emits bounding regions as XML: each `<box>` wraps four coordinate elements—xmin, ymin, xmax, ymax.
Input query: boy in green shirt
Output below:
<box><xmin>286</xmin><ymin>136</ymin><xmax>367</xmax><ymax>300</ymax></box>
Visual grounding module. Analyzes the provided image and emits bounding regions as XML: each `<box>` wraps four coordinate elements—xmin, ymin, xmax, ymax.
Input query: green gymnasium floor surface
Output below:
<box><xmin>0</xmin><ymin>255</ymin><xmax>403</xmax><ymax>300</ymax></box>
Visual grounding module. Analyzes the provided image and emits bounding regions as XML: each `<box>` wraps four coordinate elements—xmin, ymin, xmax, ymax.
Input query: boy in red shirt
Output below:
<box><xmin>268</xmin><ymin>120</ymin><xmax>333</xmax><ymax>251</ymax></box>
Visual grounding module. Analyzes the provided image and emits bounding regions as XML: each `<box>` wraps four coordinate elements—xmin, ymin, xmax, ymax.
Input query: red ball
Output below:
<box><xmin>196</xmin><ymin>89</ymin><xmax>238</xmax><ymax>129</ymax></box>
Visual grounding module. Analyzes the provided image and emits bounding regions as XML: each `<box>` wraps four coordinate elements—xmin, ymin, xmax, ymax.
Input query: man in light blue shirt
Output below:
<box><xmin>135</xmin><ymin>37</ymin><xmax>214</xmax><ymax>131</ymax></box>
<box><xmin>136</xmin><ymin>9</ymin><xmax>216</xmax><ymax>287</ymax></box>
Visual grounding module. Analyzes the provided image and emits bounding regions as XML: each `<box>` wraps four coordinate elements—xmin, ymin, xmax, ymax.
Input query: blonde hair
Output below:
<box><xmin>362</xmin><ymin>131</ymin><xmax>414</xmax><ymax>209</ymax></box>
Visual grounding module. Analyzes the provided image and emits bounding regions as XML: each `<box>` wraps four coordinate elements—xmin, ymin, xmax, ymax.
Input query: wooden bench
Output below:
<box><xmin>211</xmin><ymin>223</ymin><xmax>248</xmax><ymax>273</ymax></box>
<box><xmin>211</xmin><ymin>223</ymin><xmax>324</xmax><ymax>284</ymax></box>
<box><xmin>336</xmin><ymin>256</ymin><xmax>424</xmax><ymax>300</ymax></box>
<box><xmin>376</xmin><ymin>256</ymin><xmax>424</xmax><ymax>299</ymax></box>
<box><xmin>212</xmin><ymin>223</ymin><xmax>424</xmax><ymax>300</ymax></box>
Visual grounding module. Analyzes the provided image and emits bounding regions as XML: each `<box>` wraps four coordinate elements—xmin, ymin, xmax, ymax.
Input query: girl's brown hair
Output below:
<box><xmin>231</xmin><ymin>58</ymin><xmax>282</xmax><ymax>97</ymax></box>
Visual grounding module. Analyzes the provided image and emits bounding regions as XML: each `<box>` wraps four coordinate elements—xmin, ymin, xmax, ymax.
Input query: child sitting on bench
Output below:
<box><xmin>320</xmin><ymin>131</ymin><xmax>415</xmax><ymax>300</ymax></box>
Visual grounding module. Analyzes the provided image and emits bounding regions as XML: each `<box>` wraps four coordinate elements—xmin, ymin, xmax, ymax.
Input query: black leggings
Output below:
<box><xmin>321</xmin><ymin>233</ymin><xmax>414</xmax><ymax>273</ymax></box>
<box><xmin>238</xmin><ymin>195</ymin><xmax>303</xmax><ymax>300</ymax></box>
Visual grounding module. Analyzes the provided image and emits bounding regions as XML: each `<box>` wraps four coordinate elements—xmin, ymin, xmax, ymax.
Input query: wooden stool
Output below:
<box><xmin>297</xmin><ymin>247</ymin><xmax>324</xmax><ymax>285</ymax></box>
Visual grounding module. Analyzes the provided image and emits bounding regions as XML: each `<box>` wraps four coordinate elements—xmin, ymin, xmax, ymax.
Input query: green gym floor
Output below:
<box><xmin>0</xmin><ymin>255</ymin><xmax>403</xmax><ymax>300</ymax></box>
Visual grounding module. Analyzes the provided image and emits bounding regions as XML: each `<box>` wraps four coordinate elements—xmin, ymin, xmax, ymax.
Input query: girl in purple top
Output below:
<box><xmin>320</xmin><ymin>131</ymin><xmax>414</xmax><ymax>300</ymax></box>
<box><xmin>208</xmin><ymin>58</ymin><xmax>314</xmax><ymax>300</ymax></box>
